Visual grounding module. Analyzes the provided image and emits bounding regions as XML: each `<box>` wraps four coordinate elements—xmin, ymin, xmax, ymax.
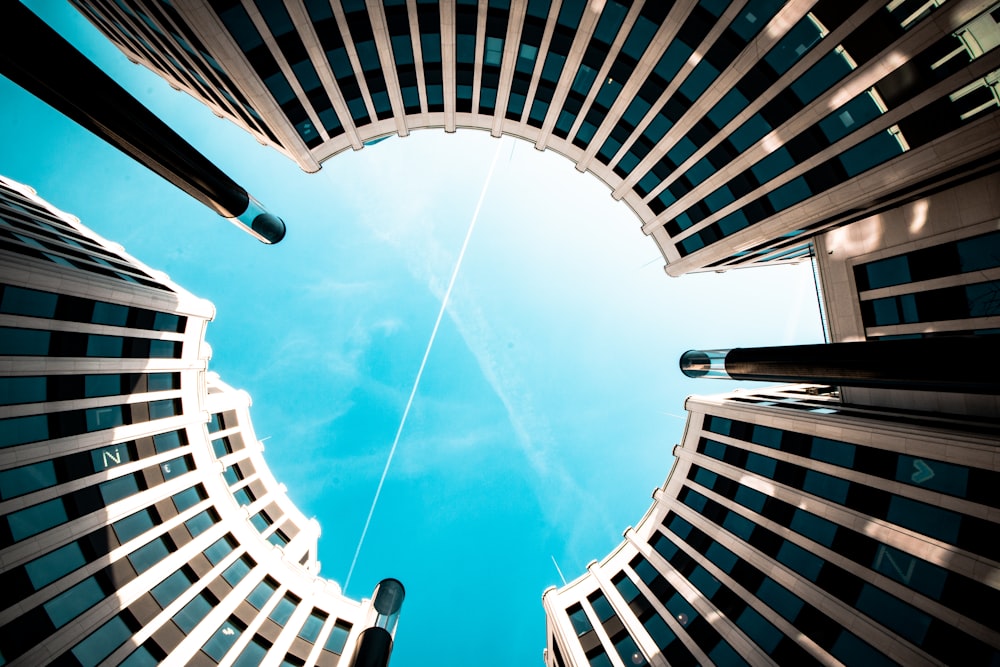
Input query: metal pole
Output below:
<box><xmin>679</xmin><ymin>337</ymin><xmax>1000</xmax><ymax>394</ymax></box>
<box><xmin>0</xmin><ymin>2</ymin><xmax>285</xmax><ymax>244</ymax></box>
<box><xmin>348</xmin><ymin>579</ymin><xmax>405</xmax><ymax>667</ymax></box>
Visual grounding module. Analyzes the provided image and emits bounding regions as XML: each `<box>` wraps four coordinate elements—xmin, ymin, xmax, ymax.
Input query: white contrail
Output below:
<box><xmin>344</xmin><ymin>139</ymin><xmax>505</xmax><ymax>591</ymax></box>
<box><xmin>551</xmin><ymin>555</ymin><xmax>568</xmax><ymax>586</ymax></box>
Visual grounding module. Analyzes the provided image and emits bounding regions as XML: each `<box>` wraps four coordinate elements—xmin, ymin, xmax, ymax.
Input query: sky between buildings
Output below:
<box><xmin>2</xmin><ymin>3</ymin><xmax>822</xmax><ymax>664</ymax></box>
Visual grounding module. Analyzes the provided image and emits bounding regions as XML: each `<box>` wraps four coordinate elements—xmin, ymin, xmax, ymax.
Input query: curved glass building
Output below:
<box><xmin>0</xmin><ymin>175</ymin><xmax>385</xmax><ymax>667</ymax></box>
<box><xmin>7</xmin><ymin>1</ymin><xmax>1000</xmax><ymax>665</ymax></box>
<box><xmin>69</xmin><ymin>0</ymin><xmax>1000</xmax><ymax>274</ymax></box>
<box><xmin>543</xmin><ymin>384</ymin><xmax>1000</xmax><ymax>667</ymax></box>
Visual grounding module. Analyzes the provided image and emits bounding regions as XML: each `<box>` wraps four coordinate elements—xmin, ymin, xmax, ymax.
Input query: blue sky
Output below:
<box><xmin>2</xmin><ymin>3</ymin><xmax>822</xmax><ymax>664</ymax></box>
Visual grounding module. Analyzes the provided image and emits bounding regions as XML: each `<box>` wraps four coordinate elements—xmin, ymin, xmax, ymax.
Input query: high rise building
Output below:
<box><xmin>812</xmin><ymin>168</ymin><xmax>1000</xmax><ymax>417</ymax></box>
<box><xmin>0</xmin><ymin>174</ymin><xmax>390</xmax><ymax>666</ymax></box>
<box><xmin>9</xmin><ymin>2</ymin><xmax>1000</xmax><ymax>665</ymax></box>
<box><xmin>68</xmin><ymin>0</ymin><xmax>1000</xmax><ymax>274</ymax></box>
<box><xmin>541</xmin><ymin>150</ymin><xmax>1000</xmax><ymax>665</ymax></box>
<box><xmin>542</xmin><ymin>383</ymin><xmax>1000</xmax><ymax>666</ymax></box>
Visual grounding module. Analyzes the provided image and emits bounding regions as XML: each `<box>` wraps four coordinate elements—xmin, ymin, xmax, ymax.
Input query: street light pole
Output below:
<box><xmin>0</xmin><ymin>2</ymin><xmax>285</xmax><ymax>244</ymax></box>
<box><xmin>679</xmin><ymin>337</ymin><xmax>1000</xmax><ymax>394</ymax></box>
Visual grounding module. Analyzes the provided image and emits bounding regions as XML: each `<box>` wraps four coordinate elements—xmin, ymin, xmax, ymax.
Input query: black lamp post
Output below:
<box><xmin>347</xmin><ymin>578</ymin><xmax>405</xmax><ymax>667</ymax></box>
<box><xmin>679</xmin><ymin>337</ymin><xmax>1000</xmax><ymax>394</ymax></box>
<box><xmin>0</xmin><ymin>2</ymin><xmax>285</xmax><ymax>244</ymax></box>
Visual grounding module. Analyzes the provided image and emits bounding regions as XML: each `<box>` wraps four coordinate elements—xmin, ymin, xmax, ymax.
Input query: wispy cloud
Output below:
<box><xmin>328</xmin><ymin>137</ymin><xmax>622</xmax><ymax>568</ymax></box>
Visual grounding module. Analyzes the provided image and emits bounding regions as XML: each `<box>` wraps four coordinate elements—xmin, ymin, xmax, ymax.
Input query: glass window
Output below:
<box><xmin>802</xmin><ymin>470</ymin><xmax>849</xmax><ymax>503</ymax></box>
<box><xmin>0</xmin><ymin>326</ymin><xmax>50</xmax><ymax>355</ymax></box>
<box><xmin>129</xmin><ymin>537</ymin><xmax>170</xmax><ymax>573</ymax></box>
<box><xmin>149</xmin><ymin>339</ymin><xmax>178</xmax><ymax>358</ymax></box>
<box><xmin>85</xmin><ymin>373</ymin><xmax>121</xmax><ymax>397</ymax></box>
<box><xmin>113</xmin><ymin>509</ymin><xmax>155</xmax><ymax>544</ymax></box>
<box><xmin>1</xmin><ymin>285</ymin><xmax>57</xmax><ymax>317</ymax></box>
<box><xmin>270</xmin><ymin>595</ymin><xmax>298</xmax><ymax>626</ymax></box>
<box><xmin>248</xmin><ymin>579</ymin><xmax>276</xmax><ymax>609</ymax></box>
<box><xmin>0</xmin><ymin>459</ymin><xmax>57</xmax><ymax>499</ymax></box>
<box><xmin>186</xmin><ymin>510</ymin><xmax>216</xmax><ymax>537</ymax></box>
<box><xmin>776</xmin><ymin>540</ymin><xmax>823</xmax><ymax>581</ymax></box>
<box><xmin>251</xmin><ymin>511</ymin><xmax>272</xmax><ymax>532</ymax></box>
<box><xmin>612</xmin><ymin>633</ymin><xmax>645</xmax><ymax>666</ymax></box>
<box><xmin>722</xmin><ymin>510</ymin><xmax>755</xmax><ymax>541</ymax></box>
<box><xmin>25</xmin><ymin>541</ymin><xmax>86</xmax><ymax>590</ymax></box>
<box><xmin>146</xmin><ymin>372</ymin><xmax>176</xmax><ymax>392</ymax></box>
<box><xmin>299</xmin><ymin>610</ymin><xmax>327</xmax><ymax>642</ymax></box>
<box><xmin>71</xmin><ymin>614</ymin><xmax>131</xmax><ymax>667</ymax></box>
<box><xmin>689</xmin><ymin>565</ymin><xmax>722</xmax><ymax>598</ymax></box>
<box><xmin>613</xmin><ymin>574</ymin><xmax>642</xmax><ymax>604</ymax></box>
<box><xmin>86</xmin><ymin>405</ymin><xmax>125</xmax><ymax>432</ymax></box>
<box><xmin>174</xmin><ymin>593</ymin><xmax>212</xmax><ymax>633</ymax></box>
<box><xmin>745</xmin><ymin>452</ymin><xmax>777</xmax><ymax>477</ymax></box>
<box><xmin>871</xmin><ymin>544</ymin><xmax>947</xmax><ymax>600</ymax></box>
<box><xmin>855</xmin><ymin>584</ymin><xmax>931</xmax><ymax>645</ymax></box>
<box><xmin>665</xmin><ymin>590</ymin><xmax>697</xmax><ymax>628</ymax></box>
<box><xmin>588</xmin><ymin>593</ymin><xmax>615</xmax><ymax>622</ymax></box>
<box><xmin>0</xmin><ymin>413</ymin><xmax>49</xmax><ymax>448</ymax></box>
<box><xmin>705</xmin><ymin>541</ymin><xmax>738</xmax><ymax>573</ymax></box>
<box><xmin>886</xmin><ymin>495</ymin><xmax>960</xmax><ymax>544</ymax></box>
<box><xmin>957</xmin><ymin>232</ymin><xmax>1000</xmax><ymax>272</ymax></box>
<box><xmin>0</xmin><ymin>375</ymin><xmax>46</xmax><ymax>405</ymax></box>
<box><xmin>734</xmin><ymin>484</ymin><xmax>766</xmax><ymax>512</ymax></box>
<box><xmin>173</xmin><ymin>485</ymin><xmax>204</xmax><ymax>512</ymax></box>
<box><xmin>568</xmin><ymin>604</ymin><xmax>593</xmax><ymax>635</ymax></box>
<box><xmin>86</xmin><ymin>334</ymin><xmax>123</xmax><ymax>357</ymax></box>
<box><xmin>233</xmin><ymin>487</ymin><xmax>253</xmax><ymax>506</ymax></box>
<box><xmin>91</xmin><ymin>302</ymin><xmax>128</xmax><ymax>326</ymax></box>
<box><xmin>203</xmin><ymin>619</ymin><xmax>244</xmax><ymax>661</ymax></box>
<box><xmin>153</xmin><ymin>430</ymin><xmax>183</xmax><ymax>453</ymax></box>
<box><xmin>965</xmin><ymin>281</ymin><xmax>1000</xmax><ymax>318</ymax></box>
<box><xmin>233</xmin><ymin>637</ymin><xmax>269</xmax><ymax>667</ymax></box>
<box><xmin>830</xmin><ymin>630</ymin><xmax>897</xmax><ymax>667</ymax></box>
<box><xmin>204</xmin><ymin>534</ymin><xmax>235</xmax><ymax>565</ymax></box>
<box><xmin>207</xmin><ymin>413</ymin><xmax>224</xmax><ymax>433</ymax></box>
<box><xmin>702</xmin><ymin>438</ymin><xmax>727</xmax><ymax>460</ymax></box>
<box><xmin>729</xmin><ymin>113</ymin><xmax>771</xmax><ymax>151</ymax></box>
<box><xmin>151</xmin><ymin>569</ymin><xmax>193</xmax><ymax>608</ymax></box>
<box><xmin>791</xmin><ymin>49</ymin><xmax>853</xmax><ymax>104</ymax></box>
<box><xmin>895</xmin><ymin>455</ymin><xmax>968</xmax><ymax>497</ymax></box>
<box><xmin>119</xmin><ymin>646</ymin><xmax>158</xmax><ymax>667</ymax></box>
<box><xmin>750</xmin><ymin>425</ymin><xmax>781</xmax><ymax>448</ymax></box>
<box><xmin>692</xmin><ymin>466</ymin><xmax>718</xmax><ymax>489</ymax></box>
<box><xmin>642</xmin><ymin>612</ymin><xmax>678</xmax><ymax>651</ymax></box>
<box><xmin>211</xmin><ymin>437</ymin><xmax>231</xmax><ymax>458</ymax></box>
<box><xmin>752</xmin><ymin>146</ymin><xmax>795</xmax><ymax>183</ymax></box>
<box><xmin>148</xmin><ymin>399</ymin><xmax>178</xmax><ymax>420</ymax></box>
<box><xmin>100</xmin><ymin>473</ymin><xmax>139</xmax><ymax>504</ymax></box>
<box><xmin>790</xmin><ymin>510</ymin><xmax>836</xmax><ymax>547</ymax></box>
<box><xmin>223</xmin><ymin>465</ymin><xmax>241</xmax><ymax>486</ymax></box>
<box><xmin>223</xmin><ymin>556</ymin><xmax>253</xmax><ymax>586</ymax></box>
<box><xmin>709</xmin><ymin>639</ymin><xmax>750</xmax><ymax>667</ymax></box>
<box><xmin>810</xmin><ymin>437</ymin><xmax>854</xmax><ymax>467</ymax></box>
<box><xmin>325</xmin><ymin>622</ymin><xmax>351</xmax><ymax>654</ymax></box>
<box><xmin>819</xmin><ymin>91</ymin><xmax>884</xmax><ymax>144</ymax></box>
<box><xmin>755</xmin><ymin>578</ymin><xmax>802</xmax><ymax>621</ymax></box>
<box><xmin>160</xmin><ymin>456</ymin><xmax>189</xmax><ymax>480</ymax></box>
<box><xmin>45</xmin><ymin>576</ymin><xmax>104</xmax><ymax>627</ymax></box>
<box><xmin>9</xmin><ymin>497</ymin><xmax>67</xmax><ymax>541</ymax></box>
<box><xmin>737</xmin><ymin>605</ymin><xmax>783</xmax><ymax>653</ymax></box>
<box><xmin>840</xmin><ymin>130</ymin><xmax>904</xmax><ymax>177</ymax></box>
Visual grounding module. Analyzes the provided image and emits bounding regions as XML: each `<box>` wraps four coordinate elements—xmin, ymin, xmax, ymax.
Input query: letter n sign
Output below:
<box><xmin>100</xmin><ymin>445</ymin><xmax>123</xmax><ymax>468</ymax></box>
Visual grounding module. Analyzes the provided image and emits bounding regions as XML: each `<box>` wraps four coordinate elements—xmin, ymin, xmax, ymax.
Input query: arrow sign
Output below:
<box><xmin>911</xmin><ymin>459</ymin><xmax>935</xmax><ymax>484</ymax></box>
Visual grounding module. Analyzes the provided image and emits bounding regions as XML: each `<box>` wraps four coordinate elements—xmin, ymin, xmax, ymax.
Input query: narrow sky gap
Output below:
<box><xmin>344</xmin><ymin>140</ymin><xmax>506</xmax><ymax>591</ymax></box>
